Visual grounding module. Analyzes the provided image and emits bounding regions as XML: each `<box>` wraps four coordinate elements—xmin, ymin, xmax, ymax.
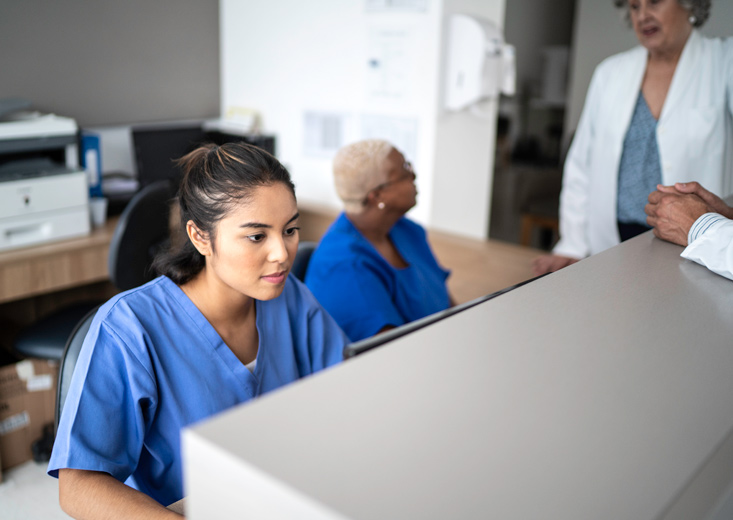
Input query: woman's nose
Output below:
<box><xmin>267</xmin><ymin>238</ymin><xmax>289</xmax><ymax>264</ymax></box>
<box><xmin>637</xmin><ymin>1</ymin><xmax>650</xmax><ymax>19</ymax></box>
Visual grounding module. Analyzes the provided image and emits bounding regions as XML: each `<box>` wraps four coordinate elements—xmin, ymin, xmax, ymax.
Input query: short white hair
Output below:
<box><xmin>333</xmin><ymin>139</ymin><xmax>394</xmax><ymax>214</ymax></box>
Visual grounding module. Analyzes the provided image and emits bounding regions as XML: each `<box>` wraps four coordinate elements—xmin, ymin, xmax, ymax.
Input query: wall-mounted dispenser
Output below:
<box><xmin>443</xmin><ymin>14</ymin><xmax>515</xmax><ymax>111</ymax></box>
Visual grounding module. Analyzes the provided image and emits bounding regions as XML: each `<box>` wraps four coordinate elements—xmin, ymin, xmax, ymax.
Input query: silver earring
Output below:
<box><xmin>377</xmin><ymin>202</ymin><xmax>385</xmax><ymax>210</ymax></box>
<box><xmin>689</xmin><ymin>15</ymin><xmax>696</xmax><ymax>25</ymax></box>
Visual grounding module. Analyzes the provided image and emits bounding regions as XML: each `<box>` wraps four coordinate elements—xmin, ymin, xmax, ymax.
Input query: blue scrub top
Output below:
<box><xmin>48</xmin><ymin>275</ymin><xmax>347</xmax><ymax>506</ymax></box>
<box><xmin>305</xmin><ymin>213</ymin><xmax>451</xmax><ymax>342</ymax></box>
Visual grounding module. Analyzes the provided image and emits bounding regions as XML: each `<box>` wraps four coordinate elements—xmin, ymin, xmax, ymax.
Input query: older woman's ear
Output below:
<box><xmin>363</xmin><ymin>189</ymin><xmax>379</xmax><ymax>209</ymax></box>
<box><xmin>364</xmin><ymin>188</ymin><xmax>391</xmax><ymax>212</ymax></box>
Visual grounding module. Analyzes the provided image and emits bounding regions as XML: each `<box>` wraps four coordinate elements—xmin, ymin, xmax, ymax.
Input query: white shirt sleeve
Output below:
<box><xmin>680</xmin><ymin>213</ymin><xmax>733</xmax><ymax>281</ymax></box>
<box><xmin>552</xmin><ymin>65</ymin><xmax>601</xmax><ymax>260</ymax></box>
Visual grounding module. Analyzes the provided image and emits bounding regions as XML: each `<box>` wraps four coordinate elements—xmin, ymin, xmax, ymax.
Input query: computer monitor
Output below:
<box><xmin>131</xmin><ymin>124</ymin><xmax>208</xmax><ymax>189</ymax></box>
<box><xmin>132</xmin><ymin>123</ymin><xmax>278</xmax><ymax>190</ymax></box>
<box><xmin>342</xmin><ymin>273</ymin><xmax>547</xmax><ymax>359</ymax></box>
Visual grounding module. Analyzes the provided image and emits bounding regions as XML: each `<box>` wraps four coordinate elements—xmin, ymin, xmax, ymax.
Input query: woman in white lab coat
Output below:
<box><xmin>534</xmin><ymin>0</ymin><xmax>733</xmax><ymax>275</ymax></box>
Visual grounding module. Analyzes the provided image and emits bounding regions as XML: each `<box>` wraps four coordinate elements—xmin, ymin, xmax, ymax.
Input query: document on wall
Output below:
<box><xmin>303</xmin><ymin>111</ymin><xmax>356</xmax><ymax>158</ymax></box>
<box><xmin>360</xmin><ymin>115</ymin><xmax>418</xmax><ymax>162</ymax></box>
<box><xmin>365</xmin><ymin>26</ymin><xmax>416</xmax><ymax>103</ymax></box>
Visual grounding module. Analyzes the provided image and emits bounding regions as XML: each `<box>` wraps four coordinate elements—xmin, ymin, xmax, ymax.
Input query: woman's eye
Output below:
<box><xmin>247</xmin><ymin>234</ymin><xmax>266</xmax><ymax>243</ymax></box>
<box><xmin>284</xmin><ymin>226</ymin><xmax>300</xmax><ymax>237</ymax></box>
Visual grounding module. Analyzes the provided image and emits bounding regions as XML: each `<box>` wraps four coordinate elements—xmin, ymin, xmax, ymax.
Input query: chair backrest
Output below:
<box><xmin>55</xmin><ymin>305</ymin><xmax>100</xmax><ymax>433</ymax></box>
<box><xmin>292</xmin><ymin>240</ymin><xmax>317</xmax><ymax>281</ymax></box>
<box><xmin>108</xmin><ymin>180</ymin><xmax>174</xmax><ymax>290</ymax></box>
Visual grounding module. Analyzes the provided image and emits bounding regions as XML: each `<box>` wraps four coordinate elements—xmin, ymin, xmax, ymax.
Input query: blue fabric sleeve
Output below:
<box><xmin>315</xmin><ymin>260</ymin><xmax>405</xmax><ymax>342</ymax></box>
<box><xmin>49</xmin><ymin>318</ymin><xmax>156</xmax><ymax>482</ymax></box>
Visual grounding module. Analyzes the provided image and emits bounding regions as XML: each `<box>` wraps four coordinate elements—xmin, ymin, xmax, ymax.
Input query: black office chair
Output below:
<box><xmin>13</xmin><ymin>180</ymin><xmax>173</xmax><ymax>361</ymax></box>
<box><xmin>107</xmin><ymin>180</ymin><xmax>173</xmax><ymax>289</ymax></box>
<box><xmin>292</xmin><ymin>241</ymin><xmax>317</xmax><ymax>281</ymax></box>
<box><xmin>54</xmin><ymin>304</ymin><xmax>99</xmax><ymax>433</ymax></box>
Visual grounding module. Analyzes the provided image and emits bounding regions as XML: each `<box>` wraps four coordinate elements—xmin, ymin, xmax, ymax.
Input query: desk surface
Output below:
<box><xmin>183</xmin><ymin>231</ymin><xmax>733</xmax><ymax>520</ymax></box>
<box><xmin>0</xmin><ymin>217</ymin><xmax>118</xmax><ymax>304</ymax></box>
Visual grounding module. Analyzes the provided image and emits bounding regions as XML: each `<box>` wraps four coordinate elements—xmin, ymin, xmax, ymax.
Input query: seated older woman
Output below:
<box><xmin>305</xmin><ymin>139</ymin><xmax>453</xmax><ymax>342</ymax></box>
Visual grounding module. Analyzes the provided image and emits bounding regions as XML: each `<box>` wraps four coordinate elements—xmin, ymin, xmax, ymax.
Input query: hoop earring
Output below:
<box><xmin>689</xmin><ymin>15</ymin><xmax>697</xmax><ymax>25</ymax></box>
<box><xmin>377</xmin><ymin>202</ymin><xmax>385</xmax><ymax>210</ymax></box>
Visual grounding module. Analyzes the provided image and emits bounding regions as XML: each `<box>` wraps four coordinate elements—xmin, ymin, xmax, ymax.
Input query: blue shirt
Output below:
<box><xmin>617</xmin><ymin>92</ymin><xmax>663</xmax><ymax>226</ymax></box>
<box><xmin>48</xmin><ymin>275</ymin><xmax>346</xmax><ymax>506</ymax></box>
<box><xmin>305</xmin><ymin>213</ymin><xmax>451</xmax><ymax>342</ymax></box>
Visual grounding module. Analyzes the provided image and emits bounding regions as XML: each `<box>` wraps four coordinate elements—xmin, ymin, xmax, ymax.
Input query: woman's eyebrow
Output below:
<box><xmin>239</xmin><ymin>222</ymin><xmax>270</xmax><ymax>229</ymax></box>
<box><xmin>239</xmin><ymin>213</ymin><xmax>299</xmax><ymax>229</ymax></box>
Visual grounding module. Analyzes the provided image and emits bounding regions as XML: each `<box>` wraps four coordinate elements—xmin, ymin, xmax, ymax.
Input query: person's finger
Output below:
<box><xmin>655</xmin><ymin>184</ymin><xmax>678</xmax><ymax>194</ymax></box>
<box><xmin>647</xmin><ymin>190</ymin><xmax>663</xmax><ymax>203</ymax></box>
<box><xmin>689</xmin><ymin>187</ymin><xmax>725</xmax><ymax>213</ymax></box>
<box><xmin>644</xmin><ymin>201</ymin><xmax>656</xmax><ymax>217</ymax></box>
<box><xmin>532</xmin><ymin>261</ymin><xmax>548</xmax><ymax>276</ymax></box>
<box><xmin>673</xmin><ymin>182</ymin><xmax>726</xmax><ymax>212</ymax></box>
<box><xmin>673</xmin><ymin>181</ymin><xmax>700</xmax><ymax>193</ymax></box>
<box><xmin>533</xmin><ymin>255</ymin><xmax>556</xmax><ymax>276</ymax></box>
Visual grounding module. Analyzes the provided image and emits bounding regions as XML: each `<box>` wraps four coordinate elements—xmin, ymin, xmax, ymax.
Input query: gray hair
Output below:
<box><xmin>332</xmin><ymin>139</ymin><xmax>394</xmax><ymax>214</ymax></box>
<box><xmin>612</xmin><ymin>0</ymin><xmax>710</xmax><ymax>27</ymax></box>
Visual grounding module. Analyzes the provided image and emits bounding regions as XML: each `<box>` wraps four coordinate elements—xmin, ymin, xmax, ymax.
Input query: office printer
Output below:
<box><xmin>0</xmin><ymin>102</ymin><xmax>90</xmax><ymax>252</ymax></box>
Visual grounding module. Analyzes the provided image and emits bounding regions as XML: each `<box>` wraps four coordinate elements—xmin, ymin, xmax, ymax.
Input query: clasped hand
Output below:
<box><xmin>645</xmin><ymin>182</ymin><xmax>732</xmax><ymax>246</ymax></box>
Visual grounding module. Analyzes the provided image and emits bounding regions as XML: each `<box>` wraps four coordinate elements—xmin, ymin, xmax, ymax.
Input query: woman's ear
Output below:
<box><xmin>186</xmin><ymin>220</ymin><xmax>212</xmax><ymax>256</ymax></box>
<box><xmin>364</xmin><ymin>189</ymin><xmax>381</xmax><ymax>209</ymax></box>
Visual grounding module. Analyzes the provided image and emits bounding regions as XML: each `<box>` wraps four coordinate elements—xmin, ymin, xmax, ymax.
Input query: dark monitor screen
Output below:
<box><xmin>132</xmin><ymin>124</ymin><xmax>277</xmax><ymax>190</ymax></box>
<box><xmin>132</xmin><ymin>125</ymin><xmax>208</xmax><ymax>189</ymax></box>
<box><xmin>342</xmin><ymin>273</ymin><xmax>547</xmax><ymax>360</ymax></box>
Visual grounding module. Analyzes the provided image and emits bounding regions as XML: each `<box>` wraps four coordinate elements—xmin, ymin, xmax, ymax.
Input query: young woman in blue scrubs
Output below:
<box><xmin>305</xmin><ymin>139</ymin><xmax>453</xmax><ymax>342</ymax></box>
<box><xmin>48</xmin><ymin>142</ymin><xmax>348</xmax><ymax>519</ymax></box>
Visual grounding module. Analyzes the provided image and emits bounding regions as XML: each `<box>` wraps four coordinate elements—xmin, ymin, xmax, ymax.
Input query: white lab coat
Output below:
<box><xmin>682</xmin><ymin>214</ymin><xmax>733</xmax><ymax>281</ymax></box>
<box><xmin>554</xmin><ymin>30</ymin><xmax>733</xmax><ymax>259</ymax></box>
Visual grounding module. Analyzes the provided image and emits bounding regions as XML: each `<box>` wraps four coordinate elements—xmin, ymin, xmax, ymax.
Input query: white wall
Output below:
<box><xmin>430</xmin><ymin>0</ymin><xmax>505</xmax><ymax>238</ymax></box>
<box><xmin>565</xmin><ymin>0</ymin><xmax>733</xmax><ymax>143</ymax></box>
<box><xmin>221</xmin><ymin>0</ymin><xmax>505</xmax><ymax>239</ymax></box>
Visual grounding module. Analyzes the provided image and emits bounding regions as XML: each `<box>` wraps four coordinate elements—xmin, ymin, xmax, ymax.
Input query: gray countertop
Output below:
<box><xmin>183</xmin><ymin>230</ymin><xmax>733</xmax><ymax>520</ymax></box>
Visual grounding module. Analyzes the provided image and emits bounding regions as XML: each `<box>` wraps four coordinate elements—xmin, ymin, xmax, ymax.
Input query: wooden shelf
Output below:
<box><xmin>0</xmin><ymin>217</ymin><xmax>118</xmax><ymax>304</ymax></box>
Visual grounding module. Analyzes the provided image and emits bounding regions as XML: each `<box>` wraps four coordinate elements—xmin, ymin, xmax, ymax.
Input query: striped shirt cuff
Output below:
<box><xmin>688</xmin><ymin>213</ymin><xmax>728</xmax><ymax>245</ymax></box>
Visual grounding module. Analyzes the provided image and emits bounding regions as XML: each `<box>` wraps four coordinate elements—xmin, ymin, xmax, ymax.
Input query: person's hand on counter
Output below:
<box><xmin>645</xmin><ymin>182</ymin><xmax>723</xmax><ymax>246</ymax></box>
<box><xmin>657</xmin><ymin>182</ymin><xmax>733</xmax><ymax>219</ymax></box>
<box><xmin>532</xmin><ymin>254</ymin><xmax>579</xmax><ymax>276</ymax></box>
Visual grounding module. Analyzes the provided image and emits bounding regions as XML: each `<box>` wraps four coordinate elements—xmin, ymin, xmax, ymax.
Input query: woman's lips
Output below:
<box><xmin>262</xmin><ymin>271</ymin><xmax>287</xmax><ymax>284</ymax></box>
<box><xmin>641</xmin><ymin>26</ymin><xmax>658</xmax><ymax>37</ymax></box>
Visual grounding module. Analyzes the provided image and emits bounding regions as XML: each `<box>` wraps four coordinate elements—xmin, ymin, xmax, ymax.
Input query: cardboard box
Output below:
<box><xmin>0</xmin><ymin>359</ymin><xmax>58</xmax><ymax>476</ymax></box>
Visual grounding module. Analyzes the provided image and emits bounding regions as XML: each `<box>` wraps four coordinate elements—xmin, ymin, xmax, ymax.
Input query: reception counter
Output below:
<box><xmin>182</xmin><ymin>230</ymin><xmax>733</xmax><ymax>520</ymax></box>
